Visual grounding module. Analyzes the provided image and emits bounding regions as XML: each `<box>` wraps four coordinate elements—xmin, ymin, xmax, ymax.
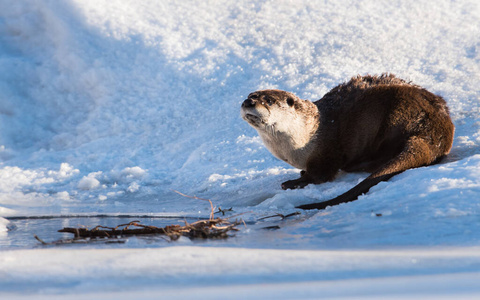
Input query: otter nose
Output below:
<box><xmin>242</xmin><ymin>99</ymin><xmax>255</xmax><ymax>108</ymax></box>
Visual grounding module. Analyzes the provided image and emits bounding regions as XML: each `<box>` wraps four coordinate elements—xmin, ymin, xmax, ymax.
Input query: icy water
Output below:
<box><xmin>1</xmin><ymin>216</ymin><xmax>194</xmax><ymax>249</ymax></box>
<box><xmin>1</xmin><ymin>213</ymin><xmax>310</xmax><ymax>250</ymax></box>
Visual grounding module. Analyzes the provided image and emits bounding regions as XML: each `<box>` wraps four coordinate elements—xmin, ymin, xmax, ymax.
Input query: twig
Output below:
<box><xmin>172</xmin><ymin>190</ymin><xmax>215</xmax><ymax>220</ymax></box>
<box><xmin>34</xmin><ymin>235</ymin><xmax>48</xmax><ymax>245</ymax></box>
<box><xmin>261</xmin><ymin>225</ymin><xmax>281</xmax><ymax>230</ymax></box>
<box><xmin>214</xmin><ymin>207</ymin><xmax>233</xmax><ymax>216</ymax></box>
<box><xmin>257</xmin><ymin>211</ymin><xmax>301</xmax><ymax>221</ymax></box>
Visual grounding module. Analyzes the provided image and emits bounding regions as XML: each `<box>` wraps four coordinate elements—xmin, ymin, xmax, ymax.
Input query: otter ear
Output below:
<box><xmin>286</xmin><ymin>97</ymin><xmax>295</xmax><ymax>107</ymax></box>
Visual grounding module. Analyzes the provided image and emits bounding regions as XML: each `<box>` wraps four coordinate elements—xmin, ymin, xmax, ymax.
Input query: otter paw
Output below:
<box><xmin>281</xmin><ymin>179</ymin><xmax>309</xmax><ymax>190</ymax></box>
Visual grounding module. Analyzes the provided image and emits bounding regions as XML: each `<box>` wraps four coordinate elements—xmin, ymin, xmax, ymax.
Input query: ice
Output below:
<box><xmin>0</xmin><ymin>217</ymin><xmax>8</xmax><ymax>234</ymax></box>
<box><xmin>1</xmin><ymin>0</ymin><xmax>480</xmax><ymax>298</ymax></box>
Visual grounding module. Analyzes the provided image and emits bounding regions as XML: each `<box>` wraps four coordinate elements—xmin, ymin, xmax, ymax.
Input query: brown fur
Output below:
<box><xmin>241</xmin><ymin>74</ymin><xmax>455</xmax><ymax>210</ymax></box>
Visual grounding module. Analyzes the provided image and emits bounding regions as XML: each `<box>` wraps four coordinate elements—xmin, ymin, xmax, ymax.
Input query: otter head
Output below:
<box><xmin>241</xmin><ymin>89</ymin><xmax>320</xmax><ymax>170</ymax></box>
<box><xmin>241</xmin><ymin>89</ymin><xmax>302</xmax><ymax>133</ymax></box>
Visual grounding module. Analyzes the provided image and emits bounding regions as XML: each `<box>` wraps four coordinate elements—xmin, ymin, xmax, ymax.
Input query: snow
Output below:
<box><xmin>2</xmin><ymin>247</ymin><xmax>480</xmax><ymax>298</ymax></box>
<box><xmin>1</xmin><ymin>0</ymin><xmax>480</xmax><ymax>297</ymax></box>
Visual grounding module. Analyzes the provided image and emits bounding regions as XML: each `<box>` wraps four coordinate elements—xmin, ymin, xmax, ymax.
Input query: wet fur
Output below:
<box><xmin>241</xmin><ymin>74</ymin><xmax>455</xmax><ymax>210</ymax></box>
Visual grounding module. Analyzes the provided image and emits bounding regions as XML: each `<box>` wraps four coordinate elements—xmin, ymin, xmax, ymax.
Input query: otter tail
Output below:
<box><xmin>296</xmin><ymin>136</ymin><xmax>441</xmax><ymax>210</ymax></box>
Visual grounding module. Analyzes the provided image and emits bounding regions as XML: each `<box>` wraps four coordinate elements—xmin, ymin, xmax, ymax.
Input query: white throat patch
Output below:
<box><xmin>255</xmin><ymin>108</ymin><xmax>319</xmax><ymax>170</ymax></box>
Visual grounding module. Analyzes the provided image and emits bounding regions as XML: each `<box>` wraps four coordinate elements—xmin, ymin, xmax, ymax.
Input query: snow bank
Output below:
<box><xmin>1</xmin><ymin>0</ymin><xmax>479</xmax><ymax>221</ymax></box>
<box><xmin>1</xmin><ymin>246</ymin><xmax>480</xmax><ymax>298</ymax></box>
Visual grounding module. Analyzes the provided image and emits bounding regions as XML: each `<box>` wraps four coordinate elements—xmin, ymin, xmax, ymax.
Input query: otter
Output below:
<box><xmin>241</xmin><ymin>74</ymin><xmax>454</xmax><ymax>210</ymax></box>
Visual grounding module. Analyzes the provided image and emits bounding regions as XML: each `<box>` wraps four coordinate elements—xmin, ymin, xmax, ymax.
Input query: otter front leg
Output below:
<box><xmin>281</xmin><ymin>171</ymin><xmax>316</xmax><ymax>190</ymax></box>
<box><xmin>281</xmin><ymin>159</ymin><xmax>339</xmax><ymax>190</ymax></box>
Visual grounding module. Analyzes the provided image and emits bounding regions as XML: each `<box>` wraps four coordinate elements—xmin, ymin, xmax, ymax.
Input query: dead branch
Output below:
<box><xmin>53</xmin><ymin>218</ymin><xmax>240</xmax><ymax>244</ymax></box>
<box><xmin>172</xmin><ymin>190</ymin><xmax>215</xmax><ymax>220</ymax></box>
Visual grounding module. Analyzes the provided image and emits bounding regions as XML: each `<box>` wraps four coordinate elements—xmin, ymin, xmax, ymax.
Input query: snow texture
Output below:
<box><xmin>1</xmin><ymin>0</ymin><xmax>480</xmax><ymax>298</ymax></box>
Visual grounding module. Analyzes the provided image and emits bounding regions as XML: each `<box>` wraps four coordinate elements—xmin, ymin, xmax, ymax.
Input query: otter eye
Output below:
<box><xmin>265</xmin><ymin>97</ymin><xmax>273</xmax><ymax>105</ymax></box>
<box><xmin>287</xmin><ymin>97</ymin><xmax>295</xmax><ymax>107</ymax></box>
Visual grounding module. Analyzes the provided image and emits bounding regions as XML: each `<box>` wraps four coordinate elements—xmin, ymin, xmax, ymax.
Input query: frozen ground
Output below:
<box><xmin>1</xmin><ymin>0</ymin><xmax>480</xmax><ymax>298</ymax></box>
